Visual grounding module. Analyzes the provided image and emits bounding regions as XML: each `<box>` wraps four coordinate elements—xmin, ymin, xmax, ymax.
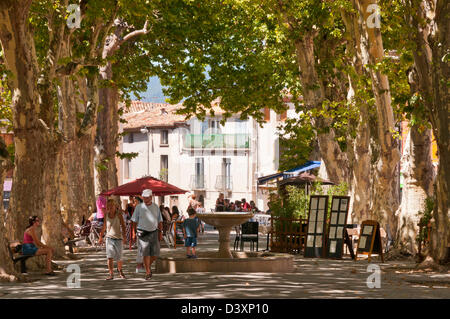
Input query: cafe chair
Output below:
<box><xmin>240</xmin><ymin>221</ymin><xmax>259</xmax><ymax>251</ymax></box>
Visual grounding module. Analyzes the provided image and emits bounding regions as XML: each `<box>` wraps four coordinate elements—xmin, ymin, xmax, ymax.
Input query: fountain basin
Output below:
<box><xmin>155</xmin><ymin>251</ymin><xmax>294</xmax><ymax>273</ymax></box>
<box><xmin>197</xmin><ymin>212</ymin><xmax>254</xmax><ymax>228</ymax></box>
<box><xmin>196</xmin><ymin>212</ymin><xmax>254</xmax><ymax>258</ymax></box>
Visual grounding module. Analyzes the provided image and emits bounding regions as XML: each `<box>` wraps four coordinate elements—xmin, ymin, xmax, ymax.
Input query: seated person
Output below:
<box><xmin>241</xmin><ymin>198</ymin><xmax>251</xmax><ymax>211</ymax></box>
<box><xmin>250</xmin><ymin>200</ymin><xmax>260</xmax><ymax>213</ymax></box>
<box><xmin>171</xmin><ymin>206</ymin><xmax>181</xmax><ymax>220</ymax></box>
<box><xmin>23</xmin><ymin>216</ymin><xmax>55</xmax><ymax>275</ymax></box>
<box><xmin>224</xmin><ymin>199</ymin><xmax>231</xmax><ymax>211</ymax></box>
<box><xmin>234</xmin><ymin>200</ymin><xmax>242</xmax><ymax>212</ymax></box>
<box><xmin>215</xmin><ymin>193</ymin><xmax>225</xmax><ymax>212</ymax></box>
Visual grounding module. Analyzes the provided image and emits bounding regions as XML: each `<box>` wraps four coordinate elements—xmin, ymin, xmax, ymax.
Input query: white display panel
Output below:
<box><xmin>359</xmin><ymin>236</ymin><xmax>367</xmax><ymax>248</ymax></box>
<box><xmin>315</xmin><ymin>236</ymin><xmax>322</xmax><ymax>247</ymax></box>
<box><xmin>336</xmin><ymin>226</ymin><xmax>344</xmax><ymax>239</ymax></box>
<box><xmin>317</xmin><ymin>211</ymin><xmax>325</xmax><ymax>221</ymax></box>
<box><xmin>332</xmin><ymin>199</ymin><xmax>339</xmax><ymax>211</ymax></box>
<box><xmin>308</xmin><ymin>223</ymin><xmax>315</xmax><ymax>234</ymax></box>
<box><xmin>316</xmin><ymin>222</ymin><xmax>323</xmax><ymax>234</ymax></box>
<box><xmin>340</xmin><ymin>199</ymin><xmax>348</xmax><ymax>210</ymax></box>
<box><xmin>363</xmin><ymin>225</ymin><xmax>373</xmax><ymax>235</ymax></box>
<box><xmin>318</xmin><ymin>198</ymin><xmax>326</xmax><ymax>209</ymax></box>
<box><xmin>329</xmin><ymin>241</ymin><xmax>337</xmax><ymax>253</ymax></box>
<box><xmin>329</xmin><ymin>227</ymin><xmax>336</xmax><ymax>239</ymax></box>
<box><xmin>331</xmin><ymin>213</ymin><xmax>338</xmax><ymax>224</ymax></box>
<box><xmin>307</xmin><ymin>235</ymin><xmax>315</xmax><ymax>247</ymax></box>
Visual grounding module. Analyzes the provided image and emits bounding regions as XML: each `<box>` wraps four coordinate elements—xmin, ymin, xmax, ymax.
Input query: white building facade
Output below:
<box><xmin>119</xmin><ymin>102</ymin><xmax>293</xmax><ymax>214</ymax></box>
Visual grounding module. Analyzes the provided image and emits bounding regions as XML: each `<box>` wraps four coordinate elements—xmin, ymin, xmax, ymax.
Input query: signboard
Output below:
<box><xmin>355</xmin><ymin>220</ymin><xmax>384</xmax><ymax>262</ymax></box>
<box><xmin>326</xmin><ymin>196</ymin><xmax>350</xmax><ymax>259</ymax></box>
<box><xmin>304</xmin><ymin>195</ymin><xmax>328</xmax><ymax>258</ymax></box>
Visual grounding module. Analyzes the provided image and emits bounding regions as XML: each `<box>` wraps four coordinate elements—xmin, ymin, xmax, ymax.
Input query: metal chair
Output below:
<box><xmin>162</xmin><ymin>220</ymin><xmax>175</xmax><ymax>248</ymax></box>
<box><xmin>233</xmin><ymin>226</ymin><xmax>241</xmax><ymax>251</ymax></box>
<box><xmin>240</xmin><ymin>221</ymin><xmax>259</xmax><ymax>251</ymax></box>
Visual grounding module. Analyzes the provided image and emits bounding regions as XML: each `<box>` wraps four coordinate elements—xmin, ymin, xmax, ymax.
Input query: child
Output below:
<box><xmin>182</xmin><ymin>207</ymin><xmax>200</xmax><ymax>258</ymax></box>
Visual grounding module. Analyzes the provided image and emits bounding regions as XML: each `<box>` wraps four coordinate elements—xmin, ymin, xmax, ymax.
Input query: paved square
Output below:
<box><xmin>1</xmin><ymin>229</ymin><xmax>448</xmax><ymax>299</ymax></box>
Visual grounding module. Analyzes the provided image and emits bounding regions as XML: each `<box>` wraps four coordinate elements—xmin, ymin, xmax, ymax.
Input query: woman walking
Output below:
<box><xmin>99</xmin><ymin>198</ymin><xmax>127</xmax><ymax>280</ymax></box>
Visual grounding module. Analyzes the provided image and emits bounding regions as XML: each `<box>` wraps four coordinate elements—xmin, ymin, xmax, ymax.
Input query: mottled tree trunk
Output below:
<box><xmin>57</xmin><ymin>66</ymin><xmax>97</xmax><ymax>227</ymax></box>
<box><xmin>357</xmin><ymin>0</ymin><xmax>401</xmax><ymax>236</ymax></box>
<box><xmin>398</xmin><ymin>126</ymin><xmax>434</xmax><ymax>254</ymax></box>
<box><xmin>94</xmin><ymin>20</ymin><xmax>149</xmax><ymax>196</ymax></box>
<box><xmin>292</xmin><ymin>33</ymin><xmax>349</xmax><ymax>185</ymax></box>
<box><xmin>95</xmin><ymin>61</ymin><xmax>120</xmax><ymax>195</ymax></box>
<box><xmin>427</xmin><ymin>0</ymin><xmax>449</xmax><ymax>265</ymax></box>
<box><xmin>405</xmin><ymin>0</ymin><xmax>449</xmax><ymax>264</ymax></box>
<box><xmin>0</xmin><ymin>156</ymin><xmax>17</xmax><ymax>280</ymax></box>
<box><xmin>0</xmin><ymin>1</ymin><xmax>64</xmax><ymax>256</ymax></box>
<box><xmin>341</xmin><ymin>6</ymin><xmax>373</xmax><ymax>224</ymax></box>
<box><xmin>348</xmin><ymin>107</ymin><xmax>373</xmax><ymax>224</ymax></box>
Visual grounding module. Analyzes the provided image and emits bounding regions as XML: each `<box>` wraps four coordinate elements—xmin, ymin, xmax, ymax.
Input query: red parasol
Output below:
<box><xmin>100</xmin><ymin>176</ymin><xmax>188</xmax><ymax>197</ymax></box>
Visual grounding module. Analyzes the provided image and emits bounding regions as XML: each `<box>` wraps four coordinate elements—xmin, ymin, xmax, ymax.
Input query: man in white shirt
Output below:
<box><xmin>131</xmin><ymin>189</ymin><xmax>163</xmax><ymax>280</ymax></box>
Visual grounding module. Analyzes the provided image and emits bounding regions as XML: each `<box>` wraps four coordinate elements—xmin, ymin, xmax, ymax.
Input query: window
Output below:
<box><xmin>161</xmin><ymin>130</ymin><xmax>169</xmax><ymax>145</ymax></box>
<box><xmin>195</xmin><ymin>158</ymin><xmax>204</xmax><ymax>188</ymax></box>
<box><xmin>222</xmin><ymin>158</ymin><xmax>231</xmax><ymax>189</ymax></box>
<box><xmin>128</xmin><ymin>132</ymin><xmax>134</xmax><ymax>143</ymax></box>
<box><xmin>201</xmin><ymin>120</ymin><xmax>208</xmax><ymax>134</ymax></box>
<box><xmin>124</xmin><ymin>158</ymin><xmax>130</xmax><ymax>179</ymax></box>
<box><xmin>160</xmin><ymin>155</ymin><xmax>168</xmax><ymax>182</ymax></box>
<box><xmin>210</xmin><ymin>120</ymin><xmax>221</xmax><ymax>133</ymax></box>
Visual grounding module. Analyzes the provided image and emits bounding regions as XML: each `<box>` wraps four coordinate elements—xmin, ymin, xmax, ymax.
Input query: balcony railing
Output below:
<box><xmin>215</xmin><ymin>175</ymin><xmax>233</xmax><ymax>190</ymax></box>
<box><xmin>184</xmin><ymin>134</ymin><xmax>249</xmax><ymax>149</ymax></box>
<box><xmin>190</xmin><ymin>175</ymin><xmax>206</xmax><ymax>190</ymax></box>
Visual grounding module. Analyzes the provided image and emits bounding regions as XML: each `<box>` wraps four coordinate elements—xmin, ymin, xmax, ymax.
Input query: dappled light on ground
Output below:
<box><xmin>0</xmin><ymin>230</ymin><xmax>448</xmax><ymax>299</ymax></box>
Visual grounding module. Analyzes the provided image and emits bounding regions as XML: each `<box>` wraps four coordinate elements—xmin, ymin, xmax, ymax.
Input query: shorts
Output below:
<box><xmin>184</xmin><ymin>237</ymin><xmax>197</xmax><ymax>247</ymax></box>
<box><xmin>138</xmin><ymin>230</ymin><xmax>160</xmax><ymax>257</ymax></box>
<box><xmin>106</xmin><ymin>237</ymin><xmax>123</xmax><ymax>261</ymax></box>
<box><xmin>22</xmin><ymin>243</ymin><xmax>38</xmax><ymax>256</ymax></box>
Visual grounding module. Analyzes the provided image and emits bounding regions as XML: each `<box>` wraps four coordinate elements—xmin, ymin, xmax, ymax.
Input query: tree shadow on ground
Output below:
<box><xmin>0</xmin><ymin>232</ymin><xmax>449</xmax><ymax>299</ymax></box>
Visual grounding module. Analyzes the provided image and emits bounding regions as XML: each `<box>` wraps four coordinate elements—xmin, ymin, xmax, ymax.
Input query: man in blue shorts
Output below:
<box><xmin>183</xmin><ymin>207</ymin><xmax>200</xmax><ymax>258</ymax></box>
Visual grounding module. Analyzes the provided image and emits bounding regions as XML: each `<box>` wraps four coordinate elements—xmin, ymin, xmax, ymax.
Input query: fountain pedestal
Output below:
<box><xmin>156</xmin><ymin>212</ymin><xmax>294</xmax><ymax>273</ymax></box>
<box><xmin>197</xmin><ymin>212</ymin><xmax>253</xmax><ymax>258</ymax></box>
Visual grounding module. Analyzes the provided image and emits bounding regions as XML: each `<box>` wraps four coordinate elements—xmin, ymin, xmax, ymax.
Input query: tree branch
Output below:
<box><xmin>108</xmin><ymin>20</ymin><xmax>150</xmax><ymax>56</ymax></box>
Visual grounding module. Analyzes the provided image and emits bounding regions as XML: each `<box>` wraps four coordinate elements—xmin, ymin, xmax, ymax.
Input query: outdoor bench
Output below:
<box><xmin>7</xmin><ymin>242</ymin><xmax>36</xmax><ymax>273</ymax></box>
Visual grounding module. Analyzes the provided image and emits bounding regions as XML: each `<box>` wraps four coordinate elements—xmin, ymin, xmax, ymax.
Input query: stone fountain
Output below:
<box><xmin>196</xmin><ymin>212</ymin><xmax>254</xmax><ymax>258</ymax></box>
<box><xmin>155</xmin><ymin>212</ymin><xmax>294</xmax><ymax>273</ymax></box>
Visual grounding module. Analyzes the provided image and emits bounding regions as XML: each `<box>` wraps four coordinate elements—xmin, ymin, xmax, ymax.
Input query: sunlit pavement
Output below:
<box><xmin>0</xmin><ymin>228</ymin><xmax>449</xmax><ymax>299</ymax></box>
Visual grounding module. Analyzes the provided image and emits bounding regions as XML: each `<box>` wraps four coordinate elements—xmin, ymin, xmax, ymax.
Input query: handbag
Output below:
<box><xmin>136</xmin><ymin>229</ymin><xmax>150</xmax><ymax>238</ymax></box>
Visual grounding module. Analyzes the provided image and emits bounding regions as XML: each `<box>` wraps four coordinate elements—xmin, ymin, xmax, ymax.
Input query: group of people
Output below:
<box><xmin>22</xmin><ymin>188</ymin><xmax>202</xmax><ymax>280</ymax></box>
<box><xmin>22</xmin><ymin>191</ymin><xmax>271</xmax><ymax>279</ymax></box>
<box><xmin>215</xmin><ymin>193</ymin><xmax>260</xmax><ymax>213</ymax></box>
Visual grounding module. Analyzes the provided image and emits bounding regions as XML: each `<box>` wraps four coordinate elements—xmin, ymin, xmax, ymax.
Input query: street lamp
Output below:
<box><xmin>140</xmin><ymin>127</ymin><xmax>150</xmax><ymax>176</ymax></box>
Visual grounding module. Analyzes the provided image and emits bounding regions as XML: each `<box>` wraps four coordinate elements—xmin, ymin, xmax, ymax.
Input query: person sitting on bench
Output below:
<box><xmin>23</xmin><ymin>215</ymin><xmax>55</xmax><ymax>276</ymax></box>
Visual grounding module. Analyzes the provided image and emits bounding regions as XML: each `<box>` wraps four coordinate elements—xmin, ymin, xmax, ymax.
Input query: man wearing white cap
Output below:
<box><xmin>131</xmin><ymin>189</ymin><xmax>163</xmax><ymax>280</ymax></box>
